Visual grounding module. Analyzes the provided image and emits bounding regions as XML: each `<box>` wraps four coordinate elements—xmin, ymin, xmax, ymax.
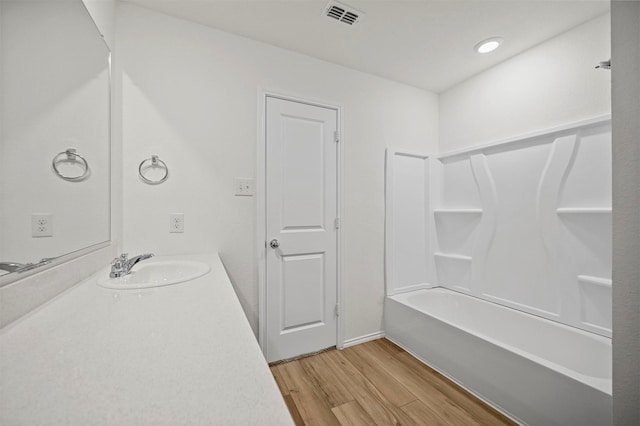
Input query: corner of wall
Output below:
<box><xmin>611</xmin><ymin>1</ymin><xmax>640</xmax><ymax>424</ymax></box>
<box><xmin>82</xmin><ymin>0</ymin><xmax>116</xmax><ymax>50</ymax></box>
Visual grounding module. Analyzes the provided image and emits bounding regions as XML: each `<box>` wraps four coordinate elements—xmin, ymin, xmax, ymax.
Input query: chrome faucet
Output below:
<box><xmin>0</xmin><ymin>262</ymin><xmax>26</xmax><ymax>273</ymax></box>
<box><xmin>0</xmin><ymin>257</ymin><xmax>55</xmax><ymax>274</ymax></box>
<box><xmin>110</xmin><ymin>253</ymin><xmax>154</xmax><ymax>278</ymax></box>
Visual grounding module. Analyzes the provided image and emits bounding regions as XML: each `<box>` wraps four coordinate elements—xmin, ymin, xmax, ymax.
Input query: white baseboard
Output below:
<box><xmin>340</xmin><ymin>331</ymin><xmax>385</xmax><ymax>349</ymax></box>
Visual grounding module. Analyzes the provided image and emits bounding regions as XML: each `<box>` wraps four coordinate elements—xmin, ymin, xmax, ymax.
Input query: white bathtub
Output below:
<box><xmin>384</xmin><ymin>288</ymin><xmax>612</xmax><ymax>426</ymax></box>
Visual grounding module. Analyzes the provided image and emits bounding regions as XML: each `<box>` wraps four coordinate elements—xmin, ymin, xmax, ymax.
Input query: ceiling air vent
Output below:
<box><xmin>323</xmin><ymin>1</ymin><xmax>364</xmax><ymax>26</ymax></box>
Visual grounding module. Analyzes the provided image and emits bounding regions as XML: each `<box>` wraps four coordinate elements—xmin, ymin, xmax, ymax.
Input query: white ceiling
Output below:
<box><xmin>124</xmin><ymin>0</ymin><xmax>609</xmax><ymax>93</ymax></box>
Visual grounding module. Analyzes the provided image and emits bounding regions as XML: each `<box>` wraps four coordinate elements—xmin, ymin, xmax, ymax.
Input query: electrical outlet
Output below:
<box><xmin>32</xmin><ymin>214</ymin><xmax>53</xmax><ymax>237</ymax></box>
<box><xmin>234</xmin><ymin>178</ymin><xmax>255</xmax><ymax>196</ymax></box>
<box><xmin>169</xmin><ymin>214</ymin><xmax>184</xmax><ymax>233</ymax></box>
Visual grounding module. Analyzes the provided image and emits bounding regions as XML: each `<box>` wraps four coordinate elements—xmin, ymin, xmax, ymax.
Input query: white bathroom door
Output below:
<box><xmin>265</xmin><ymin>96</ymin><xmax>338</xmax><ymax>363</ymax></box>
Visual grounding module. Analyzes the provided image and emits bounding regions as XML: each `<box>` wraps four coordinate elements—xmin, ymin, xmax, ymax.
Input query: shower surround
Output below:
<box><xmin>384</xmin><ymin>116</ymin><xmax>612</xmax><ymax>425</ymax></box>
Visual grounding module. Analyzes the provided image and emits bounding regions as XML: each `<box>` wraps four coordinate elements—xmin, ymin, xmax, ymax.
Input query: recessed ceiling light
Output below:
<box><xmin>474</xmin><ymin>37</ymin><xmax>503</xmax><ymax>54</ymax></box>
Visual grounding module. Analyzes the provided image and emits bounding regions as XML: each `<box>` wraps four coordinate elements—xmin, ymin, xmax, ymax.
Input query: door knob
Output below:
<box><xmin>269</xmin><ymin>239</ymin><xmax>280</xmax><ymax>249</ymax></box>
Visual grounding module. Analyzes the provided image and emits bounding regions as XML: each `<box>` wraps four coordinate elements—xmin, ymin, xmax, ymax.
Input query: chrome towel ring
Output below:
<box><xmin>139</xmin><ymin>155</ymin><xmax>169</xmax><ymax>185</ymax></box>
<box><xmin>52</xmin><ymin>148</ymin><xmax>89</xmax><ymax>181</ymax></box>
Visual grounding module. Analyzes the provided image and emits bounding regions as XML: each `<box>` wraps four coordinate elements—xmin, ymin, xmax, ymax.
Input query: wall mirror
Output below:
<box><xmin>0</xmin><ymin>0</ymin><xmax>111</xmax><ymax>285</ymax></box>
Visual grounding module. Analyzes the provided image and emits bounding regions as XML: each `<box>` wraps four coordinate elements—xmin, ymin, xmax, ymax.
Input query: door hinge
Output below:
<box><xmin>334</xmin><ymin>130</ymin><xmax>340</xmax><ymax>143</ymax></box>
<box><xmin>334</xmin><ymin>218</ymin><xmax>341</xmax><ymax>229</ymax></box>
<box><xmin>334</xmin><ymin>304</ymin><xmax>340</xmax><ymax>317</ymax></box>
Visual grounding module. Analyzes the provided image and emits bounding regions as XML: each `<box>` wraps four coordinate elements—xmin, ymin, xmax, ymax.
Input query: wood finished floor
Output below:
<box><xmin>270</xmin><ymin>339</ymin><xmax>516</xmax><ymax>426</ymax></box>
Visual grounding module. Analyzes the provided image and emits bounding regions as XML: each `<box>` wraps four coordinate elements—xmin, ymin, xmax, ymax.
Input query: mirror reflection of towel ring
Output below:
<box><xmin>138</xmin><ymin>155</ymin><xmax>169</xmax><ymax>185</ymax></box>
<box><xmin>52</xmin><ymin>148</ymin><xmax>89</xmax><ymax>181</ymax></box>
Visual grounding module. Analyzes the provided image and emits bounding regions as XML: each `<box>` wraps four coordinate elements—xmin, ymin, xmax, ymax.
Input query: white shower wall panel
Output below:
<box><xmin>560</xmin><ymin>126</ymin><xmax>612</xmax><ymax>208</ymax></box>
<box><xmin>482</xmin><ymin>141</ymin><xmax>559</xmax><ymax>316</ymax></box>
<box><xmin>386</xmin><ymin>117</ymin><xmax>612</xmax><ymax>336</ymax></box>
<box><xmin>436</xmin><ymin>119</ymin><xmax>612</xmax><ymax>336</ymax></box>
<box><xmin>438</xmin><ymin>158</ymin><xmax>480</xmax><ymax>209</ymax></box>
<box><xmin>434</xmin><ymin>119</ymin><xmax>611</xmax><ymax>336</ymax></box>
<box><xmin>385</xmin><ymin>150</ymin><xmax>432</xmax><ymax>295</ymax></box>
<box><xmin>433</xmin><ymin>211</ymin><xmax>480</xmax><ymax>256</ymax></box>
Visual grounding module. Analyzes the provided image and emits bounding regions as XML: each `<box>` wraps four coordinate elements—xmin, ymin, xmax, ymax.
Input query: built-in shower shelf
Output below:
<box><xmin>434</xmin><ymin>252</ymin><xmax>472</xmax><ymax>262</ymax></box>
<box><xmin>434</xmin><ymin>252</ymin><xmax>472</xmax><ymax>289</ymax></box>
<box><xmin>434</xmin><ymin>208</ymin><xmax>483</xmax><ymax>214</ymax></box>
<box><xmin>577</xmin><ymin>275</ymin><xmax>612</xmax><ymax>288</ymax></box>
<box><xmin>556</xmin><ymin>207</ymin><xmax>612</xmax><ymax>214</ymax></box>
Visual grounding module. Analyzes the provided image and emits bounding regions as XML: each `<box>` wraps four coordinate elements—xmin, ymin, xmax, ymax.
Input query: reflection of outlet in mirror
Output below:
<box><xmin>32</xmin><ymin>214</ymin><xmax>53</xmax><ymax>237</ymax></box>
<box><xmin>169</xmin><ymin>214</ymin><xmax>184</xmax><ymax>233</ymax></box>
<box><xmin>234</xmin><ymin>178</ymin><xmax>255</xmax><ymax>196</ymax></box>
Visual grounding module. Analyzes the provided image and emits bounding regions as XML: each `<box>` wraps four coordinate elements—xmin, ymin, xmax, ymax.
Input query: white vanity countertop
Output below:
<box><xmin>0</xmin><ymin>254</ymin><xmax>293</xmax><ymax>425</ymax></box>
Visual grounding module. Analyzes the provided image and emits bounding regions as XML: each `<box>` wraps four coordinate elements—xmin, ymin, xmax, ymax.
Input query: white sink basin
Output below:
<box><xmin>98</xmin><ymin>260</ymin><xmax>211</xmax><ymax>289</ymax></box>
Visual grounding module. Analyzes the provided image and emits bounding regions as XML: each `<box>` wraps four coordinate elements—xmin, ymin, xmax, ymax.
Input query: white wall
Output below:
<box><xmin>82</xmin><ymin>0</ymin><xmax>115</xmax><ymax>50</ymax></box>
<box><xmin>0</xmin><ymin>0</ymin><xmax>117</xmax><ymax>329</ymax></box>
<box><xmin>611</xmin><ymin>2</ymin><xmax>640</xmax><ymax>424</ymax></box>
<box><xmin>117</xmin><ymin>3</ymin><xmax>438</xmax><ymax>339</ymax></box>
<box><xmin>439</xmin><ymin>13</ymin><xmax>610</xmax><ymax>152</ymax></box>
<box><xmin>0</xmin><ymin>0</ymin><xmax>110</xmax><ymax>263</ymax></box>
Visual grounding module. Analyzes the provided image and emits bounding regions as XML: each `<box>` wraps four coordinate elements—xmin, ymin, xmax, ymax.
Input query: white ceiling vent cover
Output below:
<box><xmin>323</xmin><ymin>1</ymin><xmax>364</xmax><ymax>26</ymax></box>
